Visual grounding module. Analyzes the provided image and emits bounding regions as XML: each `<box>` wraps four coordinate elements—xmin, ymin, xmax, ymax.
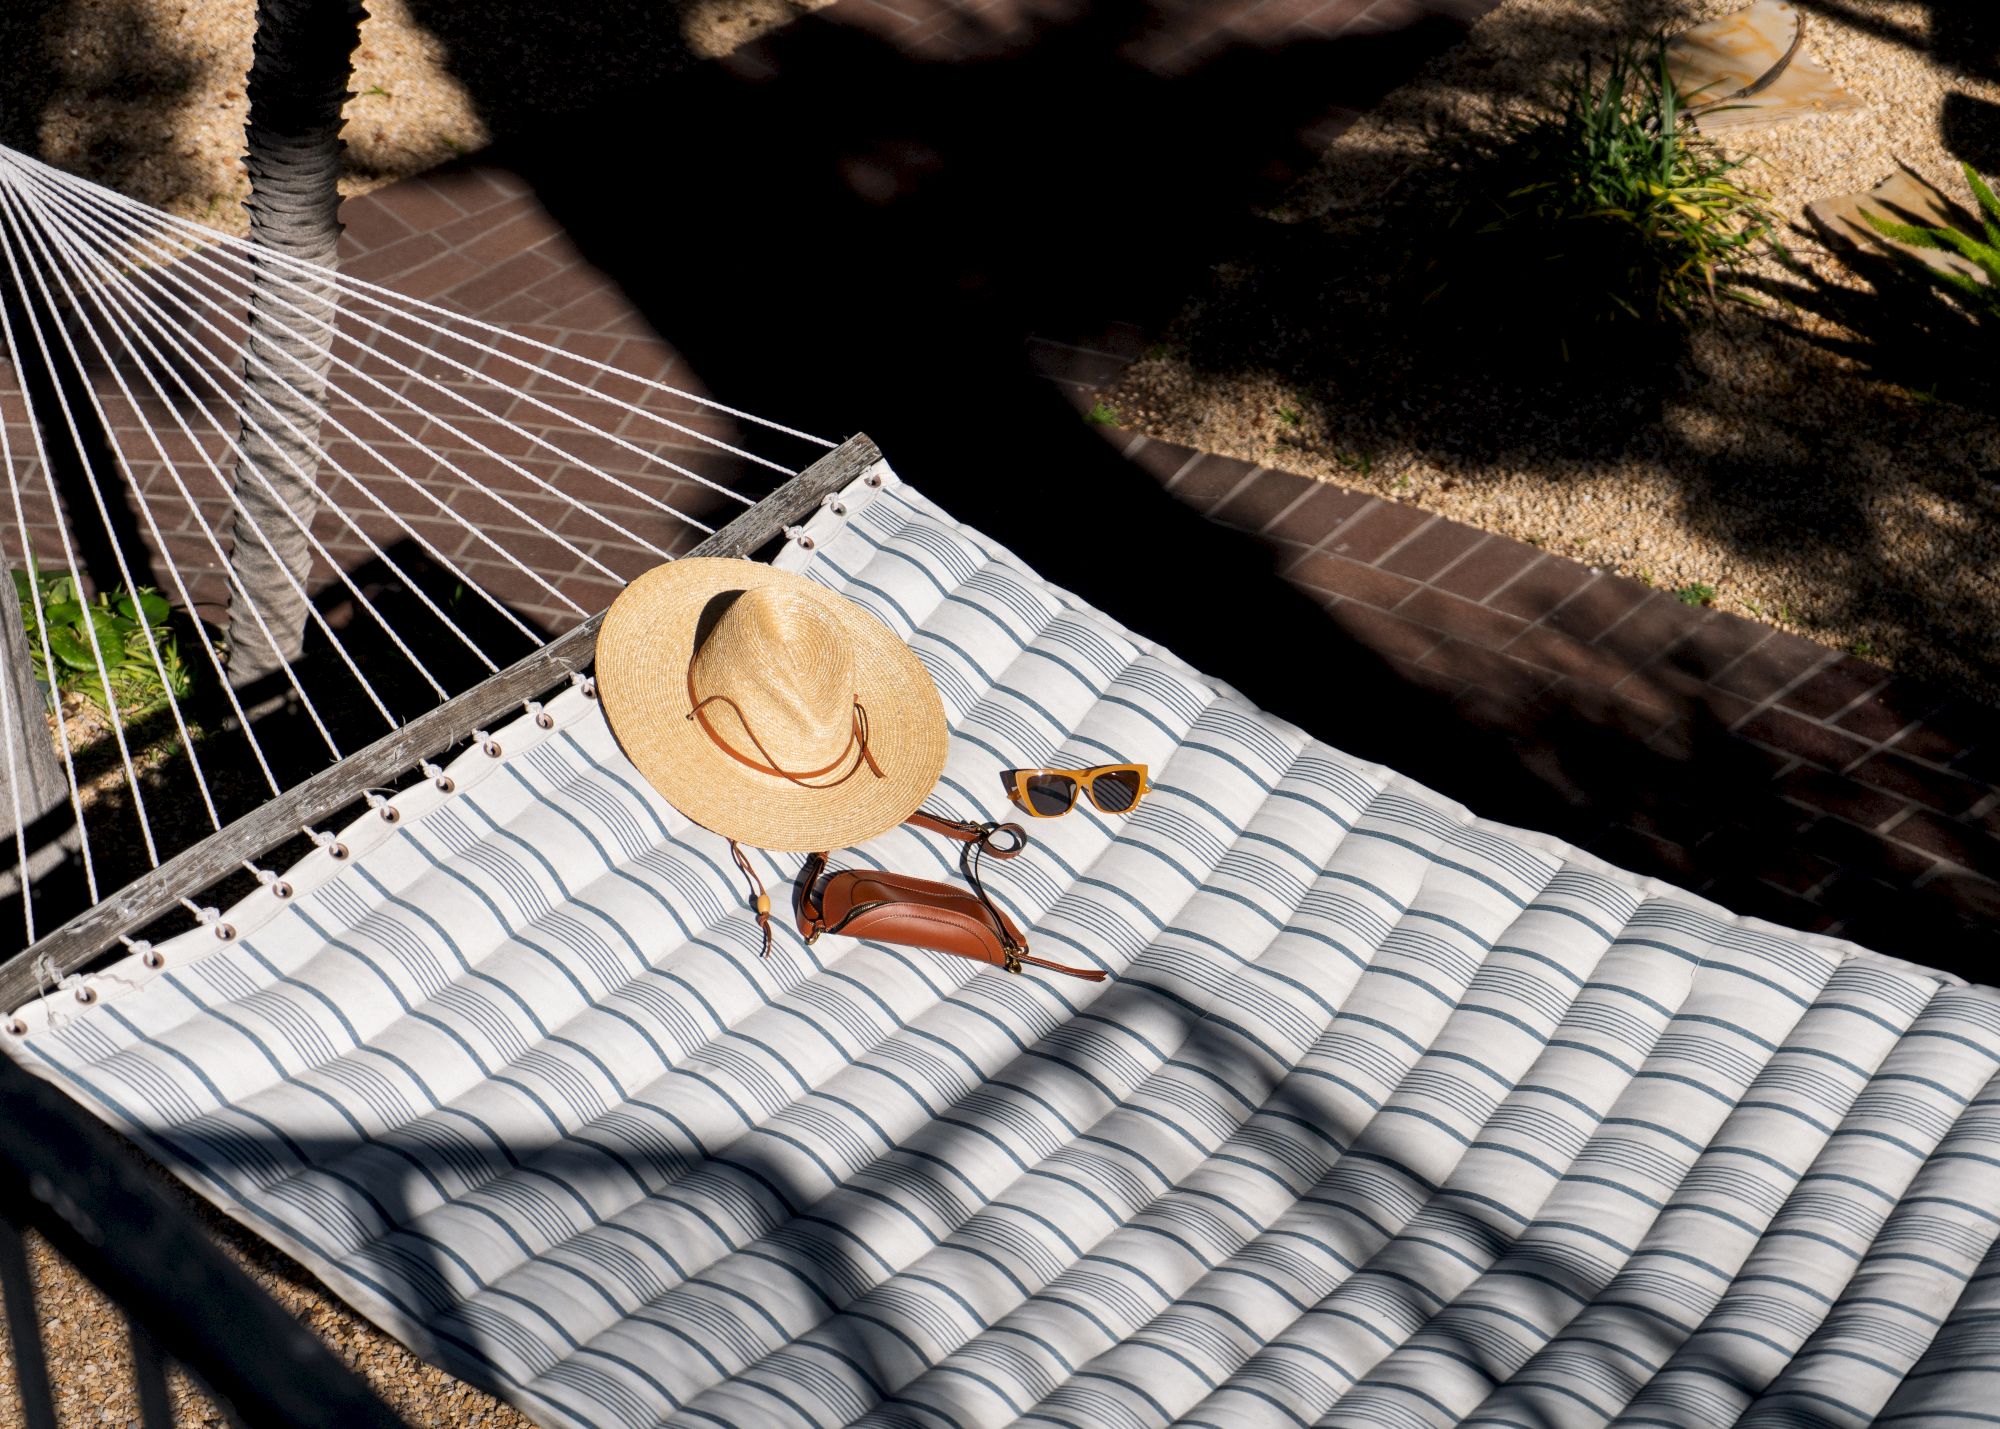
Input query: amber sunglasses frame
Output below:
<box><xmin>1000</xmin><ymin>764</ymin><xmax>1152</xmax><ymax>818</ymax></box>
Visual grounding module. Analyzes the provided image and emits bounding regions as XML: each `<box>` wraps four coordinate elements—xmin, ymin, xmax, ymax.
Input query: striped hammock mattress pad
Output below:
<box><xmin>9</xmin><ymin>463</ymin><xmax>1999</xmax><ymax>1429</ymax></box>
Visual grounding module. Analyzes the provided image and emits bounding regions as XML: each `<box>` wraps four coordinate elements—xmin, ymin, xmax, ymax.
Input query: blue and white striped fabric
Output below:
<box><xmin>9</xmin><ymin>467</ymin><xmax>1999</xmax><ymax>1429</ymax></box>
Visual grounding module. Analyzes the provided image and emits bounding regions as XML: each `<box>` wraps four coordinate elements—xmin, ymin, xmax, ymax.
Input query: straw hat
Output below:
<box><xmin>595</xmin><ymin>557</ymin><xmax>948</xmax><ymax>852</ymax></box>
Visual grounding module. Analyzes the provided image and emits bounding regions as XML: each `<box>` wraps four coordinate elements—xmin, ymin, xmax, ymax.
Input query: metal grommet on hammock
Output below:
<box><xmin>422</xmin><ymin>760</ymin><xmax>455</xmax><ymax>793</ymax></box>
<box><xmin>366</xmin><ymin>792</ymin><xmax>400</xmax><ymax>824</ymax></box>
<box><xmin>783</xmin><ymin>524</ymin><xmax>815</xmax><ymax>551</ymax></box>
<box><xmin>74</xmin><ymin>983</ymin><xmax>96</xmax><ymax>1005</ymax></box>
<box><xmin>528</xmin><ymin>699</ymin><xmax>555</xmax><ymax>730</ymax></box>
<box><xmin>475</xmin><ymin>729</ymin><xmax>503</xmax><ymax>759</ymax></box>
<box><xmin>304</xmin><ymin>829</ymin><xmax>349</xmax><ymax>862</ymax></box>
<box><xmin>821</xmin><ymin>492</ymin><xmax>848</xmax><ymax>518</ymax></box>
<box><xmin>243</xmin><ymin>861</ymin><xmax>294</xmax><ymax>898</ymax></box>
<box><xmin>573</xmin><ymin>672</ymin><xmax>598</xmax><ymax>701</ymax></box>
<box><xmin>141</xmin><ymin>947</ymin><xmax>165</xmax><ymax>970</ymax></box>
<box><xmin>865</xmin><ymin>469</ymin><xmax>884</xmax><ymax>487</ymax></box>
<box><xmin>5</xmin><ymin>1018</ymin><xmax>25</xmax><ymax>1037</ymax></box>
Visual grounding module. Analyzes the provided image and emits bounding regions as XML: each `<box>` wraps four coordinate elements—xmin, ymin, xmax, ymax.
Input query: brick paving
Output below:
<box><xmin>1</xmin><ymin>164</ymin><xmax>807</xmax><ymax>652</ymax></box>
<box><xmin>1122</xmin><ymin>435</ymin><xmax>2000</xmax><ymax>976</ymax></box>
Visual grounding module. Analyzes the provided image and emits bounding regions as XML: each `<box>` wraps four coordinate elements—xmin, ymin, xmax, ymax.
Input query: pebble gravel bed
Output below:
<box><xmin>1101</xmin><ymin>0</ymin><xmax>2000</xmax><ymax>703</ymax></box>
<box><xmin>0</xmin><ymin>1203</ymin><xmax>534</xmax><ymax>1427</ymax></box>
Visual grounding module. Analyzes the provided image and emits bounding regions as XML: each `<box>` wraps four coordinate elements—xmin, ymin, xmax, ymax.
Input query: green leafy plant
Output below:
<box><xmin>1860</xmin><ymin>163</ymin><xmax>2000</xmax><ymax>327</ymax></box>
<box><xmin>1277</xmin><ymin>406</ymin><xmax>1302</xmax><ymax>426</ymax></box>
<box><xmin>1674</xmin><ymin>581</ymin><xmax>1717</xmax><ymax>606</ymax></box>
<box><xmin>1418</xmin><ymin>39</ymin><xmax>1772</xmax><ymax>360</ymax></box>
<box><xmin>12</xmin><ymin>567</ymin><xmax>194</xmax><ymax>721</ymax></box>
<box><xmin>1084</xmin><ymin>400</ymin><xmax>1120</xmax><ymax>426</ymax></box>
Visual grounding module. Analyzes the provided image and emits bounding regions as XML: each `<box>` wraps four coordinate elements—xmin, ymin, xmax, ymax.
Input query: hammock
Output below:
<box><xmin>9</xmin><ymin>466</ymin><xmax>1996</xmax><ymax>1429</ymax></box>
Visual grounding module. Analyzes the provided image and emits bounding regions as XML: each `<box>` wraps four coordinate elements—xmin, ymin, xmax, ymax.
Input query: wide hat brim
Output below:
<box><xmin>595</xmin><ymin>558</ymin><xmax>948</xmax><ymax>852</ymax></box>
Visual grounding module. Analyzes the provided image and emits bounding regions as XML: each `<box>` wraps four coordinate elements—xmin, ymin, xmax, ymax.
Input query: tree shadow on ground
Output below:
<box><xmin>420</xmin><ymin>0</ymin><xmax>1485</xmax><ymax>696</ymax></box>
<box><xmin>1126</xmin><ymin>0</ymin><xmax>2000</xmax><ymax>705</ymax></box>
<box><xmin>1793</xmin><ymin>0</ymin><xmax>2000</xmax><ymax>85</ymax></box>
<box><xmin>0</xmin><ymin>0</ymin><xmax>215</xmax><ymax>219</ymax></box>
<box><xmin>371</xmin><ymin>0</ymin><xmax>2000</xmax><ymax>974</ymax></box>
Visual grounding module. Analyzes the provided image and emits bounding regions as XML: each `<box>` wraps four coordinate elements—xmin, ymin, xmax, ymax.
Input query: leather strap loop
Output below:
<box><xmin>904</xmin><ymin>809</ymin><xmax>1026</xmax><ymax>856</ymax></box>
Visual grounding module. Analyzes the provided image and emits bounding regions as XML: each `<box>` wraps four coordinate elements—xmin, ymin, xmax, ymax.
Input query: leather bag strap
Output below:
<box><xmin>795</xmin><ymin>849</ymin><xmax>831</xmax><ymax>941</ymax></box>
<box><xmin>793</xmin><ymin>812</ymin><xmax>1106</xmax><ymax>980</ymax></box>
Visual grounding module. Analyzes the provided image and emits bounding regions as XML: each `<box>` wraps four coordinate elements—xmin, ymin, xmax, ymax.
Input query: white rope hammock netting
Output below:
<box><xmin>0</xmin><ymin>143</ymin><xmax>830</xmax><ymax>953</ymax></box>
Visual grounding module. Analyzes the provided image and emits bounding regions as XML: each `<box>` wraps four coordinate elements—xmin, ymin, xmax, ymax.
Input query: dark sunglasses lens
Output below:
<box><xmin>1090</xmin><ymin>768</ymin><xmax>1142</xmax><ymax>813</ymax></box>
<box><xmin>1023</xmin><ymin>773</ymin><xmax>1078</xmax><ymax>816</ymax></box>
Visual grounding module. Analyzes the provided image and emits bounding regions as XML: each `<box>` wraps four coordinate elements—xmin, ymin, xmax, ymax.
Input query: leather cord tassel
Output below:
<box><xmin>729</xmin><ymin>840</ymin><xmax>774</xmax><ymax>958</ymax></box>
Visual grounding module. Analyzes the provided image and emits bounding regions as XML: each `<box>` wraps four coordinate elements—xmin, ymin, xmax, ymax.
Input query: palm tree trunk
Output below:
<box><xmin>223</xmin><ymin>0</ymin><xmax>364</xmax><ymax>688</ymax></box>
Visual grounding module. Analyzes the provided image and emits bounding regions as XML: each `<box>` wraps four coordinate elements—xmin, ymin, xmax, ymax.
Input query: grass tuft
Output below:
<box><xmin>13</xmin><ymin>566</ymin><xmax>195</xmax><ymax>723</ymax></box>
<box><xmin>1415</xmin><ymin>38</ymin><xmax>1772</xmax><ymax>361</ymax></box>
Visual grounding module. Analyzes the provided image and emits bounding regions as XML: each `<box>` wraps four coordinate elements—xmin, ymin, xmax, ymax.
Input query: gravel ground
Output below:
<box><xmin>2</xmin><ymin>1192</ymin><xmax>536</xmax><ymax>1428</ymax></box>
<box><xmin>0</xmin><ymin>0</ymin><xmax>829</xmax><ymax>233</ymax></box>
<box><xmin>1101</xmin><ymin>0</ymin><xmax>2000</xmax><ymax>702</ymax></box>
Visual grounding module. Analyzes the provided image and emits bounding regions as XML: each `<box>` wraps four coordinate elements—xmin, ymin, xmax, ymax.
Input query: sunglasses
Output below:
<box><xmin>1001</xmin><ymin>765</ymin><xmax>1151</xmax><ymax>818</ymax></box>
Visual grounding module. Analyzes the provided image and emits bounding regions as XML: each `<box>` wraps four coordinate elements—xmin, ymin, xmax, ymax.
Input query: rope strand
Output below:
<box><xmin>0</xmin><ymin>136</ymin><xmax>826</xmax><ymax>926</ymax></box>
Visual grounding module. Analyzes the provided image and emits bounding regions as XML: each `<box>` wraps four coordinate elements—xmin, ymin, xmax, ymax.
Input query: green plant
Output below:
<box><xmin>1277</xmin><ymin>406</ymin><xmax>1302</xmax><ymax>426</ymax></box>
<box><xmin>1849</xmin><ymin>637</ymin><xmax>1876</xmax><ymax>659</ymax></box>
<box><xmin>1085</xmin><ymin>401</ymin><xmax>1120</xmax><ymax>426</ymax></box>
<box><xmin>1674</xmin><ymin>581</ymin><xmax>1717</xmax><ymax>606</ymax></box>
<box><xmin>1418</xmin><ymin>39</ymin><xmax>1772</xmax><ymax>358</ymax></box>
<box><xmin>13</xmin><ymin>568</ymin><xmax>194</xmax><ymax>721</ymax></box>
<box><xmin>1860</xmin><ymin>163</ymin><xmax>2000</xmax><ymax>327</ymax></box>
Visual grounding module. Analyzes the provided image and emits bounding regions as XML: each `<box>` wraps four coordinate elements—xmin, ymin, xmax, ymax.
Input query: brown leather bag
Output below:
<box><xmin>794</xmin><ymin>811</ymin><xmax>1107</xmax><ymax>980</ymax></box>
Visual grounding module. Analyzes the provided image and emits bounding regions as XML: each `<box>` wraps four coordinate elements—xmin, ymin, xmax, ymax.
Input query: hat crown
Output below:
<box><xmin>690</xmin><ymin>585</ymin><xmax>857</xmax><ymax>772</ymax></box>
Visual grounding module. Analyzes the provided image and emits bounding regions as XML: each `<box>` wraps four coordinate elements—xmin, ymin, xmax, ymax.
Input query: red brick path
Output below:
<box><xmin>1112</xmin><ymin>433</ymin><xmax>2000</xmax><ymax>971</ymax></box>
<box><xmin>1</xmin><ymin>166</ymin><xmax>812</xmax><ymax>648</ymax></box>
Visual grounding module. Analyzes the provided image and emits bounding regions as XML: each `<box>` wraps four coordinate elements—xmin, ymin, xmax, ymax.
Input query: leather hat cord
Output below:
<box><xmin>728</xmin><ymin>840</ymin><xmax>774</xmax><ymax>958</ymax></box>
